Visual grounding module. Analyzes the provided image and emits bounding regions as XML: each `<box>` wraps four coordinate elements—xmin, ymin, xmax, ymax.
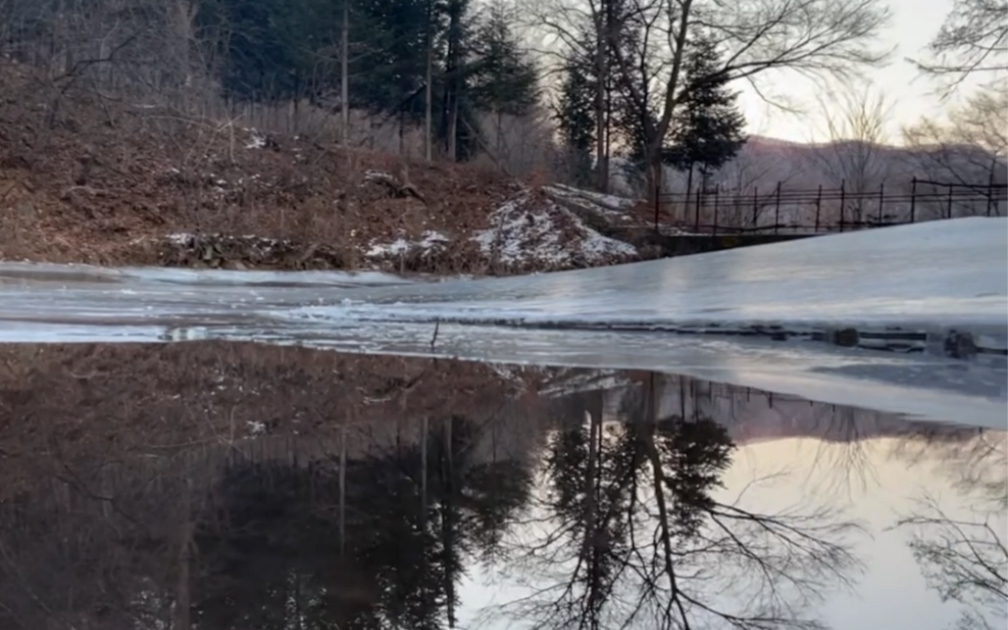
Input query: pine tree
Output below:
<box><xmin>663</xmin><ymin>33</ymin><xmax>747</xmax><ymax>197</ymax></box>
<box><xmin>468</xmin><ymin>1</ymin><xmax>538</xmax><ymax>159</ymax></box>
<box><xmin>556</xmin><ymin>47</ymin><xmax>597</xmax><ymax>186</ymax></box>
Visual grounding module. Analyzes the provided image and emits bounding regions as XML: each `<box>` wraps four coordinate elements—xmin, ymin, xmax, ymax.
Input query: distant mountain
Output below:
<box><xmin>609</xmin><ymin>136</ymin><xmax>1007</xmax><ymax>227</ymax></box>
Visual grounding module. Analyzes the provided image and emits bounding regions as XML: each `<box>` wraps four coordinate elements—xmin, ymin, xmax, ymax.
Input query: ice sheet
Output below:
<box><xmin>0</xmin><ymin>218</ymin><xmax>1004</xmax><ymax>426</ymax></box>
<box><xmin>280</xmin><ymin>217</ymin><xmax>1007</xmax><ymax>336</ymax></box>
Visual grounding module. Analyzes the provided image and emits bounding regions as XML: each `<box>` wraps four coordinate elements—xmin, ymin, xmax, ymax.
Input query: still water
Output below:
<box><xmin>0</xmin><ymin>343</ymin><xmax>1004</xmax><ymax>630</ymax></box>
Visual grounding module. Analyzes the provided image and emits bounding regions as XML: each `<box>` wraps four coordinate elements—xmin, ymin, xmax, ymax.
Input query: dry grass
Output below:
<box><xmin>0</xmin><ymin>61</ymin><xmax>557</xmax><ymax>273</ymax></box>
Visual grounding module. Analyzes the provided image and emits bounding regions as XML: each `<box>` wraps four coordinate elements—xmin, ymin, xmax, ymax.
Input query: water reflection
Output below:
<box><xmin>0</xmin><ymin>344</ymin><xmax>1004</xmax><ymax>630</ymax></box>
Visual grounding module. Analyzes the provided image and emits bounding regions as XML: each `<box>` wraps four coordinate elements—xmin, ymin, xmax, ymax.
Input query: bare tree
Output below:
<box><xmin>425</xmin><ymin>0</ymin><xmax>435</xmax><ymax>161</ymax></box>
<box><xmin>482</xmin><ymin>381</ymin><xmax>864</xmax><ymax>630</ymax></box>
<box><xmin>341</xmin><ymin>0</ymin><xmax>350</xmax><ymax>146</ymax></box>
<box><xmin>810</xmin><ymin>81</ymin><xmax>894</xmax><ymax>224</ymax></box>
<box><xmin>521</xmin><ymin>0</ymin><xmax>621</xmax><ymax>192</ymax></box>
<box><xmin>530</xmin><ymin>0</ymin><xmax>891</xmax><ymax>200</ymax></box>
<box><xmin>904</xmin><ymin>88</ymin><xmax>1008</xmax><ymax>176</ymax></box>
<box><xmin>895</xmin><ymin>495</ymin><xmax>1007</xmax><ymax>630</ymax></box>
<box><xmin>912</xmin><ymin>0</ymin><xmax>1008</xmax><ymax>96</ymax></box>
<box><xmin>903</xmin><ymin>88</ymin><xmax>1008</xmax><ymax>217</ymax></box>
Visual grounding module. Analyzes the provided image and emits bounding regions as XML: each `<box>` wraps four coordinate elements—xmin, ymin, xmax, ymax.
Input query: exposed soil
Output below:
<box><xmin>0</xmin><ymin>62</ymin><xmax>640</xmax><ymax>275</ymax></box>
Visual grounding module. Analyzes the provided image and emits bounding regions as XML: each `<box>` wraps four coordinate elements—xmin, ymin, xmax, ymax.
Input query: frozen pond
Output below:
<box><xmin>2</xmin><ymin>215</ymin><xmax>1006</xmax><ymax>627</ymax></box>
<box><xmin>2</xmin><ymin>218</ymin><xmax>1005</xmax><ymax>337</ymax></box>
<box><xmin>0</xmin><ymin>343</ymin><xmax>1004</xmax><ymax>630</ymax></box>
<box><xmin>1</xmin><ymin>217</ymin><xmax>1005</xmax><ymax>426</ymax></box>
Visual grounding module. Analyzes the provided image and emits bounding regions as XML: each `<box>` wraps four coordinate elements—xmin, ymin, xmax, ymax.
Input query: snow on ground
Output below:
<box><xmin>543</xmin><ymin>183</ymin><xmax>699</xmax><ymax>235</ymax></box>
<box><xmin>363</xmin><ymin>169</ymin><xmax>394</xmax><ymax>183</ymax></box>
<box><xmin>245</xmin><ymin>130</ymin><xmax>267</xmax><ymax>149</ymax></box>
<box><xmin>365</xmin><ymin>230</ymin><xmax>450</xmax><ymax>259</ymax></box>
<box><xmin>283</xmin><ymin>216</ymin><xmax>1008</xmax><ymax>362</ymax></box>
<box><xmin>473</xmin><ymin>192</ymin><xmax>637</xmax><ymax>268</ymax></box>
<box><xmin>542</xmin><ymin>183</ymin><xmax>637</xmax><ymax>227</ymax></box>
<box><xmin>545</xmin><ymin>183</ymin><xmax>639</xmax><ymax>211</ymax></box>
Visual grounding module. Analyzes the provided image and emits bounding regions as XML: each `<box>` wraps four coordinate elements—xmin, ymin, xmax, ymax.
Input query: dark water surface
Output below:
<box><xmin>0</xmin><ymin>342</ymin><xmax>1004</xmax><ymax>630</ymax></box>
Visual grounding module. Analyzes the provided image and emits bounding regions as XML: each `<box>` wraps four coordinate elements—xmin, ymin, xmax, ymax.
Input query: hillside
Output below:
<box><xmin>628</xmin><ymin>135</ymin><xmax>1006</xmax><ymax>229</ymax></box>
<box><xmin>2</xmin><ymin>56</ymin><xmax>1000</xmax><ymax>271</ymax></box>
<box><xmin>0</xmin><ymin>62</ymin><xmax>640</xmax><ymax>275</ymax></box>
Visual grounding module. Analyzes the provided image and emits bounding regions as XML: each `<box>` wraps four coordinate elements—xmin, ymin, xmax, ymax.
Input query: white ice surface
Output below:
<box><xmin>281</xmin><ymin>217</ymin><xmax>1006</xmax><ymax>336</ymax></box>
<box><xmin>0</xmin><ymin>218</ymin><xmax>1005</xmax><ymax>426</ymax></box>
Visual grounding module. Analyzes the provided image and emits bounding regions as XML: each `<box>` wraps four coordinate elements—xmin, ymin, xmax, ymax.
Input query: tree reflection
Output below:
<box><xmin>0</xmin><ymin>413</ymin><xmax>536</xmax><ymax>630</ymax></box>
<box><xmin>192</xmin><ymin>414</ymin><xmax>536</xmax><ymax>630</ymax></box>
<box><xmin>897</xmin><ymin>495</ymin><xmax>1007</xmax><ymax>630</ymax></box>
<box><xmin>893</xmin><ymin>429</ymin><xmax>1008</xmax><ymax>630</ymax></box>
<box><xmin>489</xmin><ymin>378</ymin><xmax>864</xmax><ymax>630</ymax></box>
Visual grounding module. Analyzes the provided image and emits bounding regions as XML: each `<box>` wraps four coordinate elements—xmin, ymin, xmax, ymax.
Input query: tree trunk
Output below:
<box><xmin>444</xmin><ymin>0</ymin><xmax>462</xmax><ymax>161</ymax></box>
<box><xmin>594</xmin><ymin>10</ymin><xmax>608</xmax><ymax>193</ymax></box>
<box><xmin>398</xmin><ymin>110</ymin><xmax>405</xmax><ymax>155</ymax></box>
<box><xmin>173</xmin><ymin>480</ymin><xmax>193</xmax><ymax>630</ymax></box>
<box><xmin>604</xmin><ymin>71</ymin><xmax>612</xmax><ymax>187</ymax></box>
<box><xmin>495</xmin><ymin>108</ymin><xmax>503</xmax><ymax>163</ymax></box>
<box><xmin>448</xmin><ymin>104</ymin><xmax>458</xmax><ymax>161</ymax></box>
<box><xmin>340</xmin><ymin>0</ymin><xmax>349</xmax><ymax>145</ymax></box>
<box><xmin>424</xmin><ymin>0</ymin><xmax>433</xmax><ymax>161</ymax></box>
<box><xmin>645</xmin><ymin>151</ymin><xmax>665</xmax><ymax>208</ymax></box>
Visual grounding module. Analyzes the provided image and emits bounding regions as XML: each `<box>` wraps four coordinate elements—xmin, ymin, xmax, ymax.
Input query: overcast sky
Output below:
<box><xmin>736</xmin><ymin>0</ymin><xmax>978</xmax><ymax>144</ymax></box>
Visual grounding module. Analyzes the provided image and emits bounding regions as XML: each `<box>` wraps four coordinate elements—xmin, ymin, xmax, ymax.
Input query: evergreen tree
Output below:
<box><xmin>206</xmin><ymin>0</ymin><xmax>329</xmax><ymax>103</ymax></box>
<box><xmin>555</xmin><ymin>41</ymin><xmax>597</xmax><ymax>186</ymax></box>
<box><xmin>354</xmin><ymin>0</ymin><xmax>433</xmax><ymax>119</ymax></box>
<box><xmin>663</xmin><ymin>33</ymin><xmax>747</xmax><ymax>196</ymax></box>
<box><xmin>468</xmin><ymin>1</ymin><xmax>538</xmax><ymax>157</ymax></box>
<box><xmin>437</xmin><ymin>0</ymin><xmax>480</xmax><ymax>161</ymax></box>
<box><xmin>204</xmin><ymin>0</ymin><xmax>438</xmax><ymax>120</ymax></box>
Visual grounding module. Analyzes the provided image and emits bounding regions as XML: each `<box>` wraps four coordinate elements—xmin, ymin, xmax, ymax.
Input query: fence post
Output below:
<box><xmin>774</xmin><ymin>181</ymin><xmax>781</xmax><ymax>234</ymax></box>
<box><xmin>695</xmin><ymin>186</ymin><xmax>702</xmax><ymax>232</ymax></box>
<box><xmin>814</xmin><ymin>184</ymin><xmax>823</xmax><ymax>232</ymax></box>
<box><xmin>987</xmin><ymin>172</ymin><xmax>995</xmax><ymax>217</ymax></box>
<box><xmin>947</xmin><ymin>185</ymin><xmax>953</xmax><ymax>218</ymax></box>
<box><xmin>839</xmin><ymin>179</ymin><xmax>846</xmax><ymax>232</ymax></box>
<box><xmin>752</xmin><ymin>186</ymin><xmax>759</xmax><ymax>228</ymax></box>
<box><xmin>878</xmin><ymin>183</ymin><xmax>884</xmax><ymax>225</ymax></box>
<box><xmin>733</xmin><ymin>187</ymin><xmax>740</xmax><ymax>231</ymax></box>
<box><xmin>712</xmin><ymin>185</ymin><xmax>720</xmax><ymax>236</ymax></box>
<box><xmin>910</xmin><ymin>177</ymin><xmax>917</xmax><ymax>223</ymax></box>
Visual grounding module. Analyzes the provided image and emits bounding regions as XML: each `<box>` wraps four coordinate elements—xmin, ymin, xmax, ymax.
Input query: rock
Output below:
<box><xmin>833</xmin><ymin>328</ymin><xmax>859</xmax><ymax>347</ymax></box>
<box><xmin>944</xmin><ymin>330</ymin><xmax>978</xmax><ymax>359</ymax></box>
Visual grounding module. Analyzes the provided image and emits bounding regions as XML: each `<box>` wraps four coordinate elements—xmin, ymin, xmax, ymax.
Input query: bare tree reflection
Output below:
<box><xmin>896</xmin><ymin>494</ymin><xmax>1007</xmax><ymax>630</ymax></box>
<box><xmin>487</xmin><ymin>378</ymin><xmax>864</xmax><ymax>630</ymax></box>
<box><xmin>0</xmin><ymin>412</ymin><xmax>536</xmax><ymax>630</ymax></box>
<box><xmin>892</xmin><ymin>428</ymin><xmax>1008</xmax><ymax>630</ymax></box>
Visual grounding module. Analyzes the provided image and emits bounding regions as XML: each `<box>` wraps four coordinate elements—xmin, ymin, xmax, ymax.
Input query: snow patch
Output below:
<box><xmin>366</xmin><ymin>230</ymin><xmax>450</xmax><ymax>259</ymax></box>
<box><xmin>364</xmin><ymin>170</ymin><xmax>394</xmax><ymax>182</ymax></box>
<box><xmin>246</xmin><ymin>420</ymin><xmax>267</xmax><ymax>436</ymax></box>
<box><xmin>245</xmin><ymin>130</ymin><xmax>267</xmax><ymax>150</ymax></box>
<box><xmin>574</xmin><ymin>212</ymin><xmax>639</xmax><ymax>259</ymax></box>
<box><xmin>473</xmin><ymin>193</ymin><xmax>638</xmax><ymax>268</ymax></box>
<box><xmin>474</xmin><ymin>195</ymin><xmax>567</xmax><ymax>266</ymax></box>
<box><xmin>546</xmin><ymin>183</ymin><xmax>639</xmax><ymax>211</ymax></box>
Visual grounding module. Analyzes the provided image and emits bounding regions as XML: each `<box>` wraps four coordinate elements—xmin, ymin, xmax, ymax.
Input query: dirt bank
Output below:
<box><xmin>0</xmin><ymin>62</ymin><xmax>643</xmax><ymax>275</ymax></box>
